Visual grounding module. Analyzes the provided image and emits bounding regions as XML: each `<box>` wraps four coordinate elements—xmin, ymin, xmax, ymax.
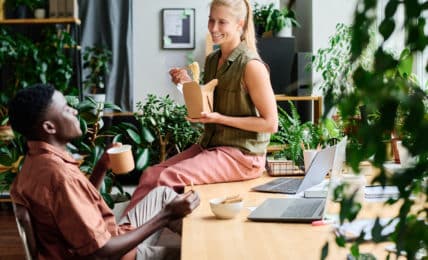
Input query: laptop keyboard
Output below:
<box><xmin>271</xmin><ymin>178</ymin><xmax>302</xmax><ymax>193</ymax></box>
<box><xmin>280</xmin><ymin>199</ymin><xmax>322</xmax><ymax>218</ymax></box>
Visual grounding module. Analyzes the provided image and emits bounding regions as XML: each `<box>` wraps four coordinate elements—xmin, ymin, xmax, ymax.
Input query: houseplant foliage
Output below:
<box><xmin>66</xmin><ymin>96</ymin><xmax>128</xmax><ymax>209</ymax></box>
<box><xmin>0</xmin><ymin>27</ymin><xmax>76</xmax><ymax>125</ymax></box>
<box><xmin>321</xmin><ymin>0</ymin><xmax>428</xmax><ymax>259</ymax></box>
<box><xmin>109</xmin><ymin>94</ymin><xmax>203</xmax><ymax>166</ymax></box>
<box><xmin>253</xmin><ymin>3</ymin><xmax>299</xmax><ymax>36</ymax></box>
<box><xmin>135</xmin><ymin>94</ymin><xmax>202</xmax><ymax>164</ymax></box>
<box><xmin>270</xmin><ymin>101</ymin><xmax>342</xmax><ymax>166</ymax></box>
<box><xmin>82</xmin><ymin>45</ymin><xmax>112</xmax><ymax>94</ymax></box>
<box><xmin>0</xmin><ymin>133</ymin><xmax>26</xmax><ymax>192</ymax></box>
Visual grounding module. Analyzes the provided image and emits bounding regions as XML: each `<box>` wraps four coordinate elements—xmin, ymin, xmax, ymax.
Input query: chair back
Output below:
<box><xmin>12</xmin><ymin>203</ymin><xmax>38</xmax><ymax>260</ymax></box>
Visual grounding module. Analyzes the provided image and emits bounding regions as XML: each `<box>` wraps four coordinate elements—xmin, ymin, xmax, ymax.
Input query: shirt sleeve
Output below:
<box><xmin>52</xmin><ymin>177</ymin><xmax>112</xmax><ymax>256</ymax></box>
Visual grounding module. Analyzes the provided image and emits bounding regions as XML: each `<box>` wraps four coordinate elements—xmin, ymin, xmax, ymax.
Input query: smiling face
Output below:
<box><xmin>42</xmin><ymin>91</ymin><xmax>82</xmax><ymax>143</ymax></box>
<box><xmin>208</xmin><ymin>5</ymin><xmax>244</xmax><ymax>47</ymax></box>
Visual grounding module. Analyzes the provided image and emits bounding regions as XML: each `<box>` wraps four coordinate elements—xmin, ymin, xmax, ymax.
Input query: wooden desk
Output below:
<box><xmin>181</xmin><ymin>174</ymin><xmax>402</xmax><ymax>260</ymax></box>
<box><xmin>275</xmin><ymin>95</ymin><xmax>323</xmax><ymax>123</ymax></box>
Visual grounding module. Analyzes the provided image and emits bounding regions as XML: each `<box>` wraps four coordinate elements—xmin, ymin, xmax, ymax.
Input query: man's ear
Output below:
<box><xmin>42</xmin><ymin>121</ymin><xmax>56</xmax><ymax>135</ymax></box>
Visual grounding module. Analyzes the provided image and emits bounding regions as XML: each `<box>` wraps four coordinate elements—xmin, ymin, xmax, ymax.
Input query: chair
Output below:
<box><xmin>12</xmin><ymin>203</ymin><xmax>38</xmax><ymax>260</ymax></box>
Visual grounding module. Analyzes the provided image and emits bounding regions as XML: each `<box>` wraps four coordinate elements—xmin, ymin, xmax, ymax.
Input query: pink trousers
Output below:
<box><xmin>124</xmin><ymin>144</ymin><xmax>266</xmax><ymax>215</ymax></box>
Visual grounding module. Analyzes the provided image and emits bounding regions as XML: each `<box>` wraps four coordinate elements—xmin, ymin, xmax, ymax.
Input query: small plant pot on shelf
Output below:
<box><xmin>85</xmin><ymin>93</ymin><xmax>106</xmax><ymax>116</ymax></box>
<box><xmin>34</xmin><ymin>8</ymin><xmax>46</xmax><ymax>19</ymax></box>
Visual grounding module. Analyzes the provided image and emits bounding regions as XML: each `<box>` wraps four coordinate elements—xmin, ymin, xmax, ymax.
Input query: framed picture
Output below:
<box><xmin>162</xmin><ymin>8</ymin><xmax>195</xmax><ymax>49</ymax></box>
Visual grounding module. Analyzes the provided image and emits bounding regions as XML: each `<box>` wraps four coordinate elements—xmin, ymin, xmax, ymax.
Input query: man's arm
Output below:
<box><xmin>91</xmin><ymin>191</ymin><xmax>200</xmax><ymax>259</ymax></box>
<box><xmin>89</xmin><ymin>143</ymin><xmax>121</xmax><ymax>189</ymax></box>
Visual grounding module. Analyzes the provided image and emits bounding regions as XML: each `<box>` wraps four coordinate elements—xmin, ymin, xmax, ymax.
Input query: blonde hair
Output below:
<box><xmin>210</xmin><ymin>0</ymin><xmax>258</xmax><ymax>55</ymax></box>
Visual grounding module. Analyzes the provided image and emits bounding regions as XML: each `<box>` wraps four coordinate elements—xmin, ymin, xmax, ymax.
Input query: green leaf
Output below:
<box><xmin>379</xmin><ymin>18</ymin><xmax>395</xmax><ymax>40</ymax></box>
<box><xmin>103</xmin><ymin>103</ymin><xmax>122</xmax><ymax>111</ymax></box>
<box><xmin>126</xmin><ymin>128</ymin><xmax>141</xmax><ymax>145</ymax></box>
<box><xmin>385</xmin><ymin>0</ymin><xmax>398</xmax><ymax>18</ymax></box>
<box><xmin>350</xmin><ymin>243</ymin><xmax>360</xmax><ymax>257</ymax></box>
<box><xmin>136</xmin><ymin>148</ymin><xmax>149</xmax><ymax>170</ymax></box>
<box><xmin>321</xmin><ymin>242</ymin><xmax>329</xmax><ymax>260</ymax></box>
<box><xmin>397</xmin><ymin>49</ymin><xmax>413</xmax><ymax>77</ymax></box>
<box><xmin>141</xmin><ymin>127</ymin><xmax>155</xmax><ymax>143</ymax></box>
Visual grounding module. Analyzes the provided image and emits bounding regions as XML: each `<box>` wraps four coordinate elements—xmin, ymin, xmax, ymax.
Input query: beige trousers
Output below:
<box><xmin>119</xmin><ymin>186</ymin><xmax>180</xmax><ymax>260</ymax></box>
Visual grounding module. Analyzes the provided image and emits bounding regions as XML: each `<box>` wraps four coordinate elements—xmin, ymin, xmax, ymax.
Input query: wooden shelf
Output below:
<box><xmin>0</xmin><ymin>17</ymin><xmax>81</xmax><ymax>25</ymax></box>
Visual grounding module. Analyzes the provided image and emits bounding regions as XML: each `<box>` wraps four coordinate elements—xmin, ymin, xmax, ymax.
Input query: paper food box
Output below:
<box><xmin>183</xmin><ymin>79</ymin><xmax>218</xmax><ymax>119</ymax></box>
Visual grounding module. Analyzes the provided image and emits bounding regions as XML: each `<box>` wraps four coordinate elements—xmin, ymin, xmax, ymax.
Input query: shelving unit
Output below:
<box><xmin>0</xmin><ymin>17</ymin><xmax>83</xmax><ymax>100</ymax></box>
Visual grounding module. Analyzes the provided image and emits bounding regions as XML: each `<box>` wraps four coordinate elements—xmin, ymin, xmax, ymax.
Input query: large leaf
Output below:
<box><xmin>136</xmin><ymin>148</ymin><xmax>149</xmax><ymax>171</ymax></box>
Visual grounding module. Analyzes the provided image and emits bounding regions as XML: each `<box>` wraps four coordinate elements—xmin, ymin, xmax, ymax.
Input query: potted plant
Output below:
<box><xmin>32</xmin><ymin>0</ymin><xmax>47</xmax><ymax>18</ymax></box>
<box><xmin>108</xmin><ymin>94</ymin><xmax>203</xmax><ymax>168</ymax></box>
<box><xmin>65</xmin><ymin>95</ymin><xmax>130</xmax><ymax>209</ymax></box>
<box><xmin>270</xmin><ymin>101</ymin><xmax>343</xmax><ymax>171</ymax></box>
<box><xmin>82</xmin><ymin>45</ymin><xmax>112</xmax><ymax>104</ymax></box>
<box><xmin>253</xmin><ymin>3</ymin><xmax>300</xmax><ymax>38</ymax></box>
<box><xmin>320</xmin><ymin>0</ymin><xmax>428</xmax><ymax>259</ymax></box>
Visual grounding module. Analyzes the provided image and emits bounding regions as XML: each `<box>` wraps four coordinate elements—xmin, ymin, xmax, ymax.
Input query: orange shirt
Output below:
<box><xmin>10</xmin><ymin>141</ymin><xmax>135</xmax><ymax>259</ymax></box>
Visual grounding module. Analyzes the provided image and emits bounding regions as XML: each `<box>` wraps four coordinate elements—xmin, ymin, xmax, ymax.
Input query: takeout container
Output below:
<box><xmin>183</xmin><ymin>79</ymin><xmax>218</xmax><ymax>118</ymax></box>
<box><xmin>209</xmin><ymin>197</ymin><xmax>243</xmax><ymax>219</ymax></box>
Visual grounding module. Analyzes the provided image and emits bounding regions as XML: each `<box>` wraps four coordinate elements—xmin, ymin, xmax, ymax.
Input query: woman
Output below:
<box><xmin>125</xmin><ymin>0</ymin><xmax>278</xmax><ymax>214</ymax></box>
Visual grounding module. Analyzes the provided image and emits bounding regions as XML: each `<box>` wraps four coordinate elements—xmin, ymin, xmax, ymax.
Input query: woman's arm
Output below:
<box><xmin>189</xmin><ymin>60</ymin><xmax>278</xmax><ymax>133</ymax></box>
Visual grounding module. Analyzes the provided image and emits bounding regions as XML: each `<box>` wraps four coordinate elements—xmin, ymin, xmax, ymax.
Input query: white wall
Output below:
<box><xmin>132</xmin><ymin>0</ymin><xmax>211</xmax><ymax>110</ymax></box>
<box><xmin>132</xmin><ymin>0</ymin><xmax>279</xmax><ymax>111</ymax></box>
<box><xmin>311</xmin><ymin>0</ymin><xmax>357</xmax><ymax>95</ymax></box>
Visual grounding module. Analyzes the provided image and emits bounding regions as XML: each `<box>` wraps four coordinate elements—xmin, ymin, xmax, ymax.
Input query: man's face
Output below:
<box><xmin>44</xmin><ymin>91</ymin><xmax>82</xmax><ymax>141</ymax></box>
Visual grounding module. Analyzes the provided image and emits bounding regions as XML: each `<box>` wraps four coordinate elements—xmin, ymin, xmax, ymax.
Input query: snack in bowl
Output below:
<box><xmin>209</xmin><ymin>194</ymin><xmax>243</xmax><ymax>219</ymax></box>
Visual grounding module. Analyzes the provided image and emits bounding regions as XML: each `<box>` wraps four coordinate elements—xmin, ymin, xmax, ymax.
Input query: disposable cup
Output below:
<box><xmin>107</xmin><ymin>145</ymin><xmax>135</xmax><ymax>174</ymax></box>
<box><xmin>303</xmin><ymin>149</ymin><xmax>318</xmax><ymax>171</ymax></box>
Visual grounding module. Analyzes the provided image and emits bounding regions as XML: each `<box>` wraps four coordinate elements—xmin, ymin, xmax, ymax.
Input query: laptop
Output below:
<box><xmin>247</xmin><ymin>197</ymin><xmax>326</xmax><ymax>222</ymax></box>
<box><xmin>252</xmin><ymin>145</ymin><xmax>336</xmax><ymax>194</ymax></box>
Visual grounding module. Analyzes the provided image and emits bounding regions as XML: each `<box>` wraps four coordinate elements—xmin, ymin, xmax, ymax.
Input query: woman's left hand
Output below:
<box><xmin>186</xmin><ymin>112</ymin><xmax>222</xmax><ymax>124</ymax></box>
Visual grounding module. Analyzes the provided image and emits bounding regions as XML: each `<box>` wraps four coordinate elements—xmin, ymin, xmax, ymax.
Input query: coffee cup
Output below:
<box><xmin>107</xmin><ymin>144</ymin><xmax>135</xmax><ymax>174</ymax></box>
<box><xmin>303</xmin><ymin>149</ymin><xmax>318</xmax><ymax>171</ymax></box>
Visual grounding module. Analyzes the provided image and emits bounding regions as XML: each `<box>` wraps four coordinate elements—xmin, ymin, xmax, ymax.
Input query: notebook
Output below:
<box><xmin>247</xmin><ymin>197</ymin><xmax>326</xmax><ymax>222</ymax></box>
<box><xmin>252</xmin><ymin>145</ymin><xmax>336</xmax><ymax>194</ymax></box>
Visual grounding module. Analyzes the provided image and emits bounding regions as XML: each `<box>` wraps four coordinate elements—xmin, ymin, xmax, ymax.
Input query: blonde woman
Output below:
<box><xmin>126</xmin><ymin>0</ymin><xmax>278</xmax><ymax>214</ymax></box>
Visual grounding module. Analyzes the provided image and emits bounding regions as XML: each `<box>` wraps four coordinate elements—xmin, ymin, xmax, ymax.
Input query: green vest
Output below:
<box><xmin>200</xmin><ymin>42</ymin><xmax>270</xmax><ymax>155</ymax></box>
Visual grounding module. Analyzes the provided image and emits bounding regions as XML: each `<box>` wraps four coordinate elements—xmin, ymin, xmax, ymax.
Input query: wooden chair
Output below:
<box><xmin>12</xmin><ymin>203</ymin><xmax>38</xmax><ymax>260</ymax></box>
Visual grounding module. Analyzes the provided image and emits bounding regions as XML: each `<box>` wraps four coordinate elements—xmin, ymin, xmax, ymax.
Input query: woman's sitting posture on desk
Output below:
<box><xmin>125</xmin><ymin>0</ymin><xmax>278</xmax><ymax>214</ymax></box>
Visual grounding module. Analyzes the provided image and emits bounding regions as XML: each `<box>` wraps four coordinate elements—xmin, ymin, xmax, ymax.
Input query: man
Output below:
<box><xmin>8</xmin><ymin>84</ymin><xmax>200</xmax><ymax>259</ymax></box>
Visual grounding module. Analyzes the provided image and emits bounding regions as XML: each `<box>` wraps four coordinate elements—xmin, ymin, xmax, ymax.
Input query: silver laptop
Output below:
<box><xmin>252</xmin><ymin>145</ymin><xmax>336</xmax><ymax>194</ymax></box>
<box><xmin>247</xmin><ymin>197</ymin><xmax>326</xmax><ymax>222</ymax></box>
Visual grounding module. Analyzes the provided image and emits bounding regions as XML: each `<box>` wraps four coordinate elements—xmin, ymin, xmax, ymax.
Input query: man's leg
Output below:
<box><xmin>119</xmin><ymin>186</ymin><xmax>180</xmax><ymax>260</ymax></box>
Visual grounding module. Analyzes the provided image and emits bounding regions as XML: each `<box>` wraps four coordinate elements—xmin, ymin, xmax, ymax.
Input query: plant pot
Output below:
<box><xmin>86</xmin><ymin>93</ymin><xmax>106</xmax><ymax>116</ymax></box>
<box><xmin>15</xmin><ymin>5</ymin><xmax>30</xmax><ymax>19</ymax></box>
<box><xmin>275</xmin><ymin>26</ymin><xmax>293</xmax><ymax>37</ymax></box>
<box><xmin>34</xmin><ymin>8</ymin><xmax>46</xmax><ymax>19</ymax></box>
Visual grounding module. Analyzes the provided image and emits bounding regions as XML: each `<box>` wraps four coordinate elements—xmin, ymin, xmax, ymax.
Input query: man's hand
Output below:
<box><xmin>90</xmin><ymin>142</ymin><xmax>122</xmax><ymax>189</ymax></box>
<box><xmin>164</xmin><ymin>191</ymin><xmax>200</xmax><ymax>220</ymax></box>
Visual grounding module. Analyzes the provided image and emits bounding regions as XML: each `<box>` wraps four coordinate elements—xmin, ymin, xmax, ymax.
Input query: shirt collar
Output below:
<box><xmin>27</xmin><ymin>141</ymin><xmax>78</xmax><ymax>165</ymax></box>
<box><xmin>219</xmin><ymin>41</ymin><xmax>247</xmax><ymax>63</ymax></box>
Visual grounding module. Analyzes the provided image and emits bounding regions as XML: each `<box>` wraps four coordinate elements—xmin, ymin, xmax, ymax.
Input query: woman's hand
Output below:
<box><xmin>169</xmin><ymin>67</ymin><xmax>192</xmax><ymax>85</ymax></box>
<box><xmin>186</xmin><ymin>112</ymin><xmax>222</xmax><ymax>124</ymax></box>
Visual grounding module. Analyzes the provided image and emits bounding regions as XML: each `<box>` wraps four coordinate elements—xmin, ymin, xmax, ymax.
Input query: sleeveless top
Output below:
<box><xmin>199</xmin><ymin>42</ymin><xmax>270</xmax><ymax>155</ymax></box>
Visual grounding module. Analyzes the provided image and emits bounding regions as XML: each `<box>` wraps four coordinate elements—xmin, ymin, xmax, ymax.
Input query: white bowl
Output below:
<box><xmin>209</xmin><ymin>198</ymin><xmax>243</xmax><ymax>219</ymax></box>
